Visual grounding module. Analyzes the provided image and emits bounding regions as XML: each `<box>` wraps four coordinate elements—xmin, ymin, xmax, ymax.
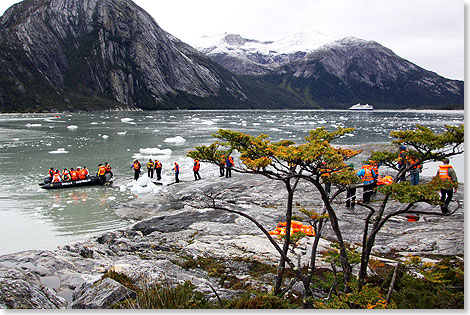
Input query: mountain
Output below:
<box><xmin>0</xmin><ymin>1</ymin><xmax>463</xmax><ymax>112</ymax></box>
<box><xmin>192</xmin><ymin>30</ymin><xmax>338</xmax><ymax>75</ymax></box>
<box><xmin>193</xmin><ymin>33</ymin><xmax>464</xmax><ymax>109</ymax></box>
<box><xmin>0</xmin><ymin>0</ymin><xmax>302</xmax><ymax>112</ymax></box>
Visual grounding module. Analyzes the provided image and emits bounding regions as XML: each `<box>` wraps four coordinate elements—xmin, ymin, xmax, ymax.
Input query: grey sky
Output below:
<box><xmin>0</xmin><ymin>0</ymin><xmax>465</xmax><ymax>80</ymax></box>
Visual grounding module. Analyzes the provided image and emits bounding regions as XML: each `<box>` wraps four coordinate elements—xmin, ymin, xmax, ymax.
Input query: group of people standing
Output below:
<box><xmin>131</xmin><ymin>155</ymin><xmax>235</xmax><ymax>183</ymax></box>
<box><xmin>344</xmin><ymin>146</ymin><xmax>458</xmax><ymax>213</ymax></box>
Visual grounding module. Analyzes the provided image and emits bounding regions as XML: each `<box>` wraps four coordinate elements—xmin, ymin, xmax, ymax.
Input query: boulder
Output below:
<box><xmin>0</xmin><ymin>266</ymin><xmax>67</xmax><ymax>309</ymax></box>
<box><xmin>72</xmin><ymin>277</ymin><xmax>136</xmax><ymax>309</ymax></box>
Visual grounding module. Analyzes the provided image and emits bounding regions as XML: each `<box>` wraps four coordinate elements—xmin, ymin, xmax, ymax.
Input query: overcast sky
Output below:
<box><xmin>0</xmin><ymin>0</ymin><xmax>465</xmax><ymax>80</ymax></box>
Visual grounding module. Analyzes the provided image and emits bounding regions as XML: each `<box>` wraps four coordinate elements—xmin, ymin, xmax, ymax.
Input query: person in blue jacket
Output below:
<box><xmin>357</xmin><ymin>162</ymin><xmax>377</xmax><ymax>204</ymax></box>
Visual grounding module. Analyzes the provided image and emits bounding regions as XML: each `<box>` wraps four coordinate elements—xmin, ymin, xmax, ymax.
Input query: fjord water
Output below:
<box><xmin>0</xmin><ymin>110</ymin><xmax>464</xmax><ymax>255</ymax></box>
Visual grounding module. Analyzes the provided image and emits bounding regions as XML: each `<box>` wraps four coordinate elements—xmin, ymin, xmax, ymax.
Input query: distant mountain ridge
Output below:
<box><xmin>0</xmin><ymin>0</ymin><xmax>463</xmax><ymax>112</ymax></box>
<box><xmin>193</xmin><ymin>32</ymin><xmax>464</xmax><ymax>109</ymax></box>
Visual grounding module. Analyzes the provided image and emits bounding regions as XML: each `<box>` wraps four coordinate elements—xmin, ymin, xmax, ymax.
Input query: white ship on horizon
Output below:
<box><xmin>349</xmin><ymin>103</ymin><xmax>374</xmax><ymax>110</ymax></box>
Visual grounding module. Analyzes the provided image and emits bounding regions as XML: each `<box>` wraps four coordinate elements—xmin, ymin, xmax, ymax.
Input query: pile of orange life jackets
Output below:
<box><xmin>269</xmin><ymin>221</ymin><xmax>315</xmax><ymax>236</ymax></box>
<box><xmin>376</xmin><ymin>175</ymin><xmax>394</xmax><ymax>186</ymax></box>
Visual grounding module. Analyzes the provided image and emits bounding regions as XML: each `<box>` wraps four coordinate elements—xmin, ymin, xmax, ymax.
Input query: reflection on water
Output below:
<box><xmin>0</xmin><ymin>109</ymin><xmax>464</xmax><ymax>255</ymax></box>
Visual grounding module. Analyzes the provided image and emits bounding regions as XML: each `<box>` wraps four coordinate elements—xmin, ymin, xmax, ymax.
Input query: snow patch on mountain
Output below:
<box><xmin>191</xmin><ymin>29</ymin><xmax>338</xmax><ymax>57</ymax></box>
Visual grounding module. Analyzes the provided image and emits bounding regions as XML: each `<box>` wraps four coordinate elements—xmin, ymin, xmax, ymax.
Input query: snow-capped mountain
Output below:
<box><xmin>190</xmin><ymin>30</ymin><xmax>338</xmax><ymax>75</ymax></box>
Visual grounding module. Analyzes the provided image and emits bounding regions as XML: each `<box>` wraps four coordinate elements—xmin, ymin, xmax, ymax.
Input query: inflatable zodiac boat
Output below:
<box><xmin>39</xmin><ymin>173</ymin><xmax>113</xmax><ymax>190</ymax></box>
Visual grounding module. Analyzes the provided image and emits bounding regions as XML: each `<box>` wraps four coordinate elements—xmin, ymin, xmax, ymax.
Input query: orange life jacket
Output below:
<box><xmin>408</xmin><ymin>158</ymin><xmax>421</xmax><ymax>169</ymax></box>
<box><xmin>79</xmin><ymin>168</ymin><xmax>88</xmax><ymax>179</ymax></box>
<box><xmin>105</xmin><ymin>165</ymin><xmax>111</xmax><ymax>172</ymax></box>
<box><xmin>48</xmin><ymin>169</ymin><xmax>54</xmax><ymax>178</ymax></box>
<box><xmin>98</xmin><ymin>165</ymin><xmax>106</xmax><ymax>176</ymax></box>
<box><xmin>193</xmin><ymin>160</ymin><xmax>200</xmax><ymax>171</ymax></box>
<box><xmin>133</xmin><ymin>162</ymin><xmax>140</xmax><ymax>170</ymax></box>
<box><xmin>361</xmin><ymin>166</ymin><xmax>375</xmax><ymax>182</ymax></box>
<box><xmin>438</xmin><ymin>165</ymin><xmax>452</xmax><ymax>180</ymax></box>
<box><xmin>62</xmin><ymin>171</ymin><xmax>70</xmax><ymax>181</ymax></box>
<box><xmin>52</xmin><ymin>173</ymin><xmax>61</xmax><ymax>183</ymax></box>
<box><xmin>155</xmin><ymin>161</ymin><xmax>162</xmax><ymax>169</ymax></box>
<box><xmin>70</xmin><ymin>170</ymin><xmax>79</xmax><ymax>181</ymax></box>
<box><xmin>174</xmin><ymin>163</ymin><xmax>179</xmax><ymax>173</ymax></box>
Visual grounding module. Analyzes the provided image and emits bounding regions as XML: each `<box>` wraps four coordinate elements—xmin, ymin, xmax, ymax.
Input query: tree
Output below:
<box><xmin>187</xmin><ymin>127</ymin><xmax>361</xmax><ymax>300</ymax></box>
<box><xmin>187</xmin><ymin>124</ymin><xmax>464</xmax><ymax>307</ymax></box>
<box><xmin>354</xmin><ymin>124</ymin><xmax>464</xmax><ymax>290</ymax></box>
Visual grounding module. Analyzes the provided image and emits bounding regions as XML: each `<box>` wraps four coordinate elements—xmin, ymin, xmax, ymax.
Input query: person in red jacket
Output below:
<box><xmin>193</xmin><ymin>159</ymin><xmax>201</xmax><ymax>180</ymax></box>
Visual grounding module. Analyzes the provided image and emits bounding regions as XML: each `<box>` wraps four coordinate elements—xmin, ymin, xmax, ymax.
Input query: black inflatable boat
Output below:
<box><xmin>39</xmin><ymin>173</ymin><xmax>113</xmax><ymax>189</ymax></box>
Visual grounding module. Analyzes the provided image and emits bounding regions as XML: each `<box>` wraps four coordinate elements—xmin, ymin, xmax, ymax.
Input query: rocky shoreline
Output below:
<box><xmin>0</xmin><ymin>172</ymin><xmax>464</xmax><ymax>308</ymax></box>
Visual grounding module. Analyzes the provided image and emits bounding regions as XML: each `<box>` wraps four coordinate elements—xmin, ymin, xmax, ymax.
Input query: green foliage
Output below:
<box><xmin>223</xmin><ymin>292</ymin><xmax>296</xmax><ymax>309</ymax></box>
<box><xmin>115</xmin><ymin>280</ymin><xmax>213</xmax><ymax>309</ymax></box>
<box><xmin>102</xmin><ymin>270</ymin><xmax>141</xmax><ymax>294</ymax></box>
<box><xmin>324</xmin><ymin>243</ymin><xmax>361</xmax><ymax>267</ymax></box>
<box><xmin>376</xmin><ymin>176</ymin><xmax>456</xmax><ymax>205</ymax></box>
<box><xmin>314</xmin><ymin>284</ymin><xmax>391</xmax><ymax>309</ymax></box>
<box><xmin>391</xmin><ymin>256</ymin><xmax>464</xmax><ymax>309</ymax></box>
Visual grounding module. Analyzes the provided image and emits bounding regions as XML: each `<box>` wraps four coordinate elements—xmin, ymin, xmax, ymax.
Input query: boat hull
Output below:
<box><xmin>40</xmin><ymin>174</ymin><xmax>112</xmax><ymax>189</ymax></box>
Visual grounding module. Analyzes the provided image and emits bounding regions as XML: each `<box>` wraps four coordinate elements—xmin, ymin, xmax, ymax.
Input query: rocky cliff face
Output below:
<box><xmin>0</xmin><ymin>0</ymin><xmax>252</xmax><ymax>111</ymax></box>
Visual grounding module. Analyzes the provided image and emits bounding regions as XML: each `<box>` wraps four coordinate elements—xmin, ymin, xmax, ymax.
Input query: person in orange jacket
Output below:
<box><xmin>104</xmin><ymin>162</ymin><xmax>113</xmax><ymax>177</ymax></box>
<box><xmin>436</xmin><ymin>158</ymin><xmax>458</xmax><ymax>213</ymax></box>
<box><xmin>219</xmin><ymin>155</ymin><xmax>225</xmax><ymax>177</ymax></box>
<box><xmin>52</xmin><ymin>170</ymin><xmax>61</xmax><ymax>183</ymax></box>
<box><xmin>132</xmin><ymin>160</ymin><xmax>141</xmax><ymax>180</ymax></box>
<box><xmin>97</xmin><ymin>164</ymin><xmax>107</xmax><ymax>185</ymax></box>
<box><xmin>225</xmin><ymin>156</ymin><xmax>234</xmax><ymax>178</ymax></box>
<box><xmin>78</xmin><ymin>166</ymin><xmax>89</xmax><ymax>180</ymax></box>
<box><xmin>70</xmin><ymin>168</ymin><xmax>79</xmax><ymax>181</ymax></box>
<box><xmin>193</xmin><ymin>159</ymin><xmax>201</xmax><ymax>180</ymax></box>
<box><xmin>173</xmin><ymin>162</ymin><xmax>180</xmax><ymax>183</ymax></box>
<box><xmin>62</xmin><ymin>169</ymin><xmax>71</xmax><ymax>181</ymax></box>
<box><xmin>154</xmin><ymin>160</ymin><xmax>162</xmax><ymax>180</ymax></box>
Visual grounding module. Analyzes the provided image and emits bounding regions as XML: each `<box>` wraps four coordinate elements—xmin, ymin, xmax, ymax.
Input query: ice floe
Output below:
<box><xmin>26</xmin><ymin>123</ymin><xmax>41</xmax><ymax>127</ymax></box>
<box><xmin>67</xmin><ymin>125</ymin><xmax>78</xmax><ymax>130</ymax></box>
<box><xmin>164</xmin><ymin>136</ymin><xmax>186</xmax><ymax>144</ymax></box>
<box><xmin>49</xmin><ymin>148</ymin><xmax>68</xmax><ymax>154</ymax></box>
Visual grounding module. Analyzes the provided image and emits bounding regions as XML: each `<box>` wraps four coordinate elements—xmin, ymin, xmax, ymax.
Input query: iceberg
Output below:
<box><xmin>49</xmin><ymin>148</ymin><xmax>68</xmax><ymax>154</ymax></box>
<box><xmin>164</xmin><ymin>136</ymin><xmax>186</xmax><ymax>144</ymax></box>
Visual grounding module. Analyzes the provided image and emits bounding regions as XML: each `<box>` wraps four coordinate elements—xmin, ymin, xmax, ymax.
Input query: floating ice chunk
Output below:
<box><xmin>102</xmin><ymin>135</ymin><xmax>109</xmax><ymax>139</ymax></box>
<box><xmin>163</xmin><ymin>136</ymin><xmax>186</xmax><ymax>144</ymax></box>
<box><xmin>90</xmin><ymin>122</ymin><xmax>98</xmax><ymax>125</ymax></box>
<box><xmin>153</xmin><ymin>129</ymin><xmax>160</xmax><ymax>132</ymax></box>
<box><xmin>139</xmin><ymin>148</ymin><xmax>172</xmax><ymax>155</ymax></box>
<box><xmin>67</xmin><ymin>125</ymin><xmax>78</xmax><ymax>130</ymax></box>
<box><xmin>26</xmin><ymin>123</ymin><xmax>41</xmax><ymax>127</ymax></box>
<box><xmin>49</xmin><ymin>148</ymin><xmax>68</xmax><ymax>154</ymax></box>
<box><xmin>117</xmin><ymin>131</ymin><xmax>127</xmax><ymax>135</ymax></box>
<box><xmin>121</xmin><ymin>118</ymin><xmax>134</xmax><ymax>123</ymax></box>
<box><xmin>136</xmin><ymin>176</ymin><xmax>150</xmax><ymax>187</ymax></box>
<box><xmin>120</xmin><ymin>185</ymin><xmax>127</xmax><ymax>191</ymax></box>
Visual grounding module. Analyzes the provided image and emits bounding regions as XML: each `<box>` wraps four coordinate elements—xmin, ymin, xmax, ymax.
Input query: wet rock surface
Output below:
<box><xmin>0</xmin><ymin>172</ymin><xmax>464</xmax><ymax>308</ymax></box>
